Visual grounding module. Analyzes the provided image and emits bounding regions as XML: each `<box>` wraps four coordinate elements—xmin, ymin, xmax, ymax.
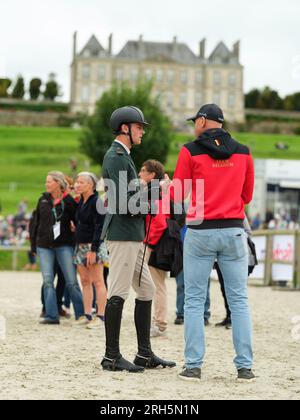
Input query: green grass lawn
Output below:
<box><xmin>1</xmin><ymin>125</ymin><xmax>300</xmax><ymax>215</ymax></box>
<box><xmin>0</xmin><ymin>126</ymin><xmax>100</xmax><ymax>215</ymax></box>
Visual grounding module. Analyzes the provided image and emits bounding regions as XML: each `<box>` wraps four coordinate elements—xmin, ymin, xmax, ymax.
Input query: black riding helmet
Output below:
<box><xmin>110</xmin><ymin>106</ymin><xmax>150</xmax><ymax>144</ymax></box>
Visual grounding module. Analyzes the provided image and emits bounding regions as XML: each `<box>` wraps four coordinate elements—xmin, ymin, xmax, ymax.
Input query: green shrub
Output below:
<box><xmin>80</xmin><ymin>81</ymin><xmax>173</xmax><ymax>170</ymax></box>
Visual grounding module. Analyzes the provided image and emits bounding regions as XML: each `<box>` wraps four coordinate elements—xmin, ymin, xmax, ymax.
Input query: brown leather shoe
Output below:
<box><xmin>59</xmin><ymin>309</ymin><xmax>71</xmax><ymax>319</ymax></box>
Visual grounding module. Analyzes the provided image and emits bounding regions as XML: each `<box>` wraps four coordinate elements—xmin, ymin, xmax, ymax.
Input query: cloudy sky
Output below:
<box><xmin>1</xmin><ymin>0</ymin><xmax>299</xmax><ymax>100</ymax></box>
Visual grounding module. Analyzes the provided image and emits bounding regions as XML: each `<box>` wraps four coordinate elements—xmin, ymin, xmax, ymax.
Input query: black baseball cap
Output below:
<box><xmin>187</xmin><ymin>104</ymin><xmax>225</xmax><ymax>124</ymax></box>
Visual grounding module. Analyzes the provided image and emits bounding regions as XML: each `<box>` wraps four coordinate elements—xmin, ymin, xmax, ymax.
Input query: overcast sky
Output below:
<box><xmin>1</xmin><ymin>0</ymin><xmax>299</xmax><ymax>100</ymax></box>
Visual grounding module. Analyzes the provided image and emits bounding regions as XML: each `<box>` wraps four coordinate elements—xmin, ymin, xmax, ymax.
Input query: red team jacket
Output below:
<box><xmin>170</xmin><ymin>128</ymin><xmax>254</xmax><ymax>229</ymax></box>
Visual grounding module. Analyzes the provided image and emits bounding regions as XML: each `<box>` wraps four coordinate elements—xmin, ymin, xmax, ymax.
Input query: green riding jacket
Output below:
<box><xmin>101</xmin><ymin>141</ymin><xmax>145</xmax><ymax>242</ymax></box>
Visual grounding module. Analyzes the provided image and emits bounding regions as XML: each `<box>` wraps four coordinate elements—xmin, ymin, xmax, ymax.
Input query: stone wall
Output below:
<box><xmin>0</xmin><ymin>110</ymin><xmax>73</xmax><ymax>127</ymax></box>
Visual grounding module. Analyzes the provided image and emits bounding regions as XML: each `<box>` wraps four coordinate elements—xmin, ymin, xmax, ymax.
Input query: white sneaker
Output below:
<box><xmin>150</xmin><ymin>325</ymin><xmax>167</xmax><ymax>338</ymax></box>
<box><xmin>86</xmin><ymin>317</ymin><xmax>104</xmax><ymax>330</ymax></box>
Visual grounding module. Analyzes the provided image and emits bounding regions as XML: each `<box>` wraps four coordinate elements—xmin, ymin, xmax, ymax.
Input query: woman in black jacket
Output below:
<box><xmin>30</xmin><ymin>171</ymin><xmax>84</xmax><ymax>324</ymax></box>
<box><xmin>74</xmin><ymin>172</ymin><xmax>108</xmax><ymax>329</ymax></box>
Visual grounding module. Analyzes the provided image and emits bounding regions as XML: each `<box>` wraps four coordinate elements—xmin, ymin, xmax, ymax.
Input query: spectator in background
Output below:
<box><xmin>139</xmin><ymin>160</ymin><xmax>170</xmax><ymax>338</ymax></box>
<box><xmin>17</xmin><ymin>199</ymin><xmax>28</xmax><ymax>218</ymax></box>
<box><xmin>30</xmin><ymin>171</ymin><xmax>84</xmax><ymax>325</ymax></box>
<box><xmin>74</xmin><ymin>172</ymin><xmax>108</xmax><ymax>329</ymax></box>
<box><xmin>251</xmin><ymin>213</ymin><xmax>262</xmax><ymax>230</ymax></box>
<box><xmin>0</xmin><ymin>215</ymin><xmax>8</xmax><ymax>244</ymax></box>
<box><xmin>268</xmin><ymin>214</ymin><xmax>288</xmax><ymax>230</ymax></box>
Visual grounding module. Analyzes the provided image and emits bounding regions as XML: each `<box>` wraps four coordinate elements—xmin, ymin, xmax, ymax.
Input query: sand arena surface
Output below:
<box><xmin>0</xmin><ymin>271</ymin><xmax>299</xmax><ymax>400</ymax></box>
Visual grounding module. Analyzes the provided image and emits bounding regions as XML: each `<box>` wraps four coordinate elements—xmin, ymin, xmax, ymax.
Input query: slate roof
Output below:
<box><xmin>208</xmin><ymin>42</ymin><xmax>239</xmax><ymax>64</ymax></box>
<box><xmin>117</xmin><ymin>40</ymin><xmax>201</xmax><ymax>64</ymax></box>
<box><xmin>79</xmin><ymin>35</ymin><xmax>106</xmax><ymax>57</ymax></box>
<box><xmin>78</xmin><ymin>36</ymin><xmax>240</xmax><ymax>65</ymax></box>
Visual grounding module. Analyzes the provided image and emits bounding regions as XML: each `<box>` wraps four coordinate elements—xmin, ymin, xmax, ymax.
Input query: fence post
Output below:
<box><xmin>264</xmin><ymin>232</ymin><xmax>273</xmax><ymax>286</ymax></box>
<box><xmin>12</xmin><ymin>250</ymin><xmax>18</xmax><ymax>271</ymax></box>
<box><xmin>295</xmin><ymin>231</ymin><xmax>300</xmax><ymax>290</ymax></box>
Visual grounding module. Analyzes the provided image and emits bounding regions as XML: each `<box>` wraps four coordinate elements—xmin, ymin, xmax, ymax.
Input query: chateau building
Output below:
<box><xmin>70</xmin><ymin>33</ymin><xmax>245</xmax><ymax>126</ymax></box>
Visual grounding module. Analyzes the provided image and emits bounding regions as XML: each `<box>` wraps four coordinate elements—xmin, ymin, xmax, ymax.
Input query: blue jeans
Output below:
<box><xmin>37</xmin><ymin>247</ymin><xmax>84</xmax><ymax>321</ymax></box>
<box><xmin>176</xmin><ymin>271</ymin><xmax>211</xmax><ymax>321</ymax></box>
<box><xmin>184</xmin><ymin>228</ymin><xmax>253</xmax><ymax>370</ymax></box>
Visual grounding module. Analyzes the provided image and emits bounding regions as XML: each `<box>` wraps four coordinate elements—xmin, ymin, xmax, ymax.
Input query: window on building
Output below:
<box><xmin>145</xmin><ymin>69</ymin><xmax>153</xmax><ymax>81</ymax></box>
<box><xmin>81</xmin><ymin>86</ymin><xmax>90</xmax><ymax>102</ymax></box>
<box><xmin>115</xmin><ymin>68</ymin><xmax>124</xmax><ymax>81</ymax></box>
<box><xmin>131</xmin><ymin>68</ymin><xmax>138</xmax><ymax>82</ymax></box>
<box><xmin>82</xmin><ymin>64</ymin><xmax>90</xmax><ymax>80</ymax></box>
<box><xmin>83</xmin><ymin>50</ymin><xmax>90</xmax><ymax>58</ymax></box>
<box><xmin>168</xmin><ymin>70</ymin><xmax>174</xmax><ymax>84</ymax></box>
<box><xmin>156</xmin><ymin>69</ymin><xmax>163</xmax><ymax>83</ymax></box>
<box><xmin>228</xmin><ymin>94</ymin><xmax>236</xmax><ymax>108</ymax></box>
<box><xmin>228</xmin><ymin>73</ymin><xmax>237</xmax><ymax>87</ymax></box>
<box><xmin>213</xmin><ymin>71</ymin><xmax>221</xmax><ymax>85</ymax></box>
<box><xmin>166</xmin><ymin>92</ymin><xmax>174</xmax><ymax>108</ymax></box>
<box><xmin>213</xmin><ymin>93</ymin><xmax>221</xmax><ymax>106</ymax></box>
<box><xmin>98</xmin><ymin>65</ymin><xmax>106</xmax><ymax>81</ymax></box>
<box><xmin>195</xmin><ymin>71</ymin><xmax>203</xmax><ymax>84</ymax></box>
<box><xmin>181</xmin><ymin>71</ymin><xmax>188</xmax><ymax>84</ymax></box>
<box><xmin>97</xmin><ymin>86</ymin><xmax>105</xmax><ymax>100</ymax></box>
<box><xmin>195</xmin><ymin>92</ymin><xmax>203</xmax><ymax>108</ymax></box>
<box><xmin>179</xmin><ymin>92</ymin><xmax>187</xmax><ymax>108</ymax></box>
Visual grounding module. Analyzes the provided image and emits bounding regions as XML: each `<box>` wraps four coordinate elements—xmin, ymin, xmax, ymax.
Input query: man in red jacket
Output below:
<box><xmin>169</xmin><ymin>104</ymin><xmax>255</xmax><ymax>382</ymax></box>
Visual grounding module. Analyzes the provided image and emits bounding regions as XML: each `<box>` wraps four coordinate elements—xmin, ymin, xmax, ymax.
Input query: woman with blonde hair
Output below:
<box><xmin>30</xmin><ymin>171</ymin><xmax>84</xmax><ymax>324</ymax></box>
<box><xmin>74</xmin><ymin>172</ymin><xmax>108</xmax><ymax>329</ymax></box>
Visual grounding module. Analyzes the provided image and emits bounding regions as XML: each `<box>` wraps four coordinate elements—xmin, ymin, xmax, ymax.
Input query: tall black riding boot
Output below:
<box><xmin>101</xmin><ymin>296</ymin><xmax>144</xmax><ymax>373</ymax></box>
<box><xmin>133</xmin><ymin>299</ymin><xmax>176</xmax><ymax>369</ymax></box>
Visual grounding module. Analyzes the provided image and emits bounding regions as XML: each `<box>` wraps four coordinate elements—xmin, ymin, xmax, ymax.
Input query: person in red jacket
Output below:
<box><xmin>139</xmin><ymin>160</ymin><xmax>171</xmax><ymax>337</ymax></box>
<box><xmin>166</xmin><ymin>104</ymin><xmax>255</xmax><ymax>383</ymax></box>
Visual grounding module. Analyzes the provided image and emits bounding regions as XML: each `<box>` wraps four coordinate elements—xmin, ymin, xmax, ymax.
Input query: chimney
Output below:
<box><xmin>199</xmin><ymin>38</ymin><xmax>206</xmax><ymax>59</ymax></box>
<box><xmin>73</xmin><ymin>31</ymin><xmax>77</xmax><ymax>60</ymax></box>
<box><xmin>173</xmin><ymin>36</ymin><xmax>178</xmax><ymax>53</ymax></box>
<box><xmin>138</xmin><ymin>35</ymin><xmax>144</xmax><ymax>55</ymax></box>
<box><xmin>108</xmin><ymin>33</ymin><xmax>113</xmax><ymax>56</ymax></box>
<box><xmin>233</xmin><ymin>40</ymin><xmax>240</xmax><ymax>59</ymax></box>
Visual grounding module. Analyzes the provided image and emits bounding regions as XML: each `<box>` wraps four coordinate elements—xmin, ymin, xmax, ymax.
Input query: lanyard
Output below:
<box><xmin>52</xmin><ymin>199</ymin><xmax>65</xmax><ymax>223</ymax></box>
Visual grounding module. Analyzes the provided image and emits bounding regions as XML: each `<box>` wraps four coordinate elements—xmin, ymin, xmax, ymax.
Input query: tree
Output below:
<box><xmin>0</xmin><ymin>78</ymin><xmax>12</xmax><ymax>98</ymax></box>
<box><xmin>80</xmin><ymin>81</ymin><xmax>173</xmax><ymax>171</ymax></box>
<box><xmin>284</xmin><ymin>93</ymin><xmax>300</xmax><ymax>111</ymax></box>
<box><xmin>43</xmin><ymin>73</ymin><xmax>60</xmax><ymax>101</ymax></box>
<box><xmin>245</xmin><ymin>87</ymin><xmax>284</xmax><ymax>110</ymax></box>
<box><xmin>29</xmin><ymin>78</ymin><xmax>42</xmax><ymax>100</ymax></box>
<box><xmin>12</xmin><ymin>76</ymin><xmax>25</xmax><ymax>99</ymax></box>
<box><xmin>258</xmin><ymin>86</ymin><xmax>283</xmax><ymax>110</ymax></box>
<box><xmin>245</xmin><ymin>89</ymin><xmax>260</xmax><ymax>108</ymax></box>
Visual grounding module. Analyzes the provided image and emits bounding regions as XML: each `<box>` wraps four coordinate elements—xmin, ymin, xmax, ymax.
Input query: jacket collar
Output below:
<box><xmin>114</xmin><ymin>140</ymin><xmax>131</xmax><ymax>155</ymax></box>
